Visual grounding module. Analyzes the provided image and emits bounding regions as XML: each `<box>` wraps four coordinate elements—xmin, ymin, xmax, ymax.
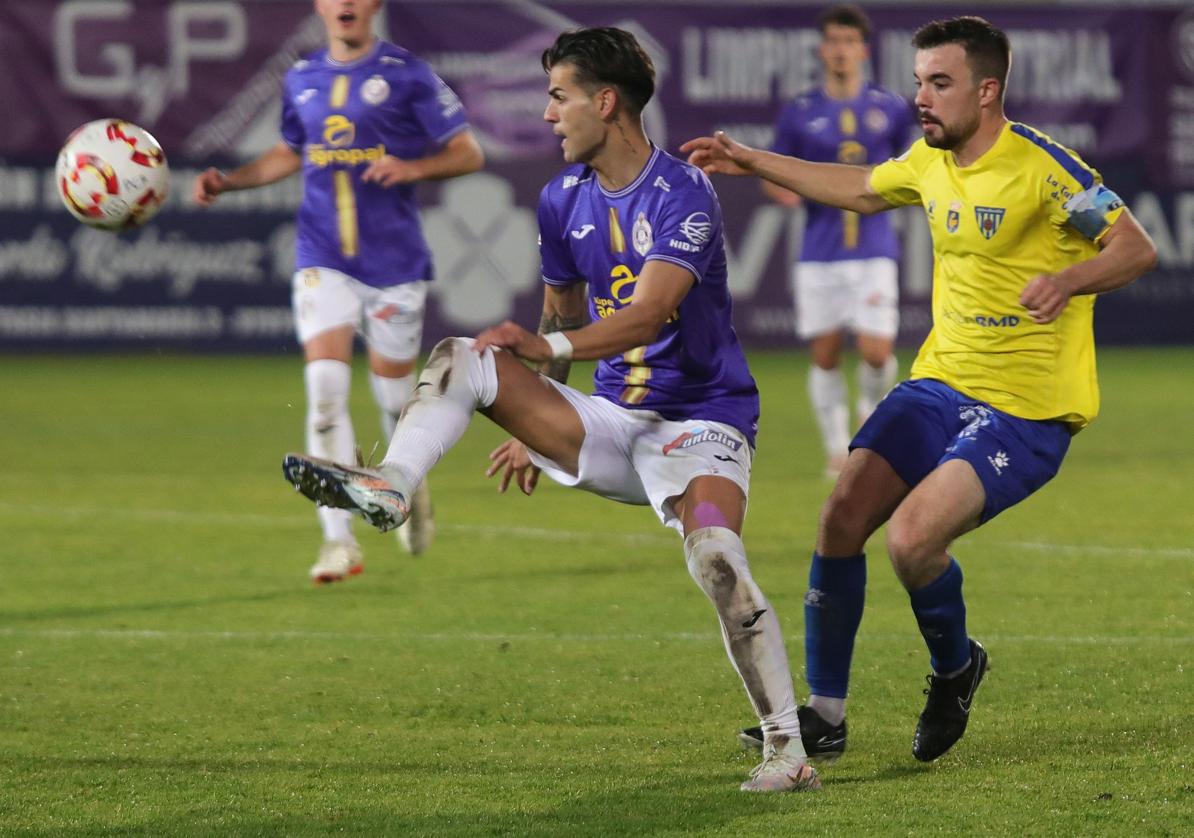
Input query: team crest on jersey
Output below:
<box><xmin>946</xmin><ymin>201</ymin><xmax>963</xmax><ymax>233</ymax></box>
<box><xmin>361</xmin><ymin>75</ymin><xmax>390</xmax><ymax>106</ymax></box>
<box><xmin>864</xmin><ymin>108</ymin><xmax>888</xmax><ymax>133</ymax></box>
<box><xmin>662</xmin><ymin>428</ymin><xmax>743</xmax><ymax>455</ymax></box>
<box><xmin>975</xmin><ymin>206</ymin><xmax>1006</xmax><ymax>240</ymax></box>
<box><xmin>632</xmin><ymin>212</ymin><xmax>653</xmax><ymax>256</ymax></box>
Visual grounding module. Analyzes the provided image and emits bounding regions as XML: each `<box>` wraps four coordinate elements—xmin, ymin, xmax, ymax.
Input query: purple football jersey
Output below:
<box><xmin>772</xmin><ymin>83</ymin><xmax>915</xmax><ymax>262</ymax></box>
<box><xmin>280</xmin><ymin>41</ymin><xmax>469</xmax><ymax>287</ymax></box>
<box><xmin>538</xmin><ymin>147</ymin><xmax>760</xmax><ymax>445</ymax></box>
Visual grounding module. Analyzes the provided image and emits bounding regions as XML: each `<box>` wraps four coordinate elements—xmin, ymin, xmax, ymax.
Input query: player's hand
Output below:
<box><xmin>361</xmin><ymin>155</ymin><xmax>422</xmax><ymax>187</ymax></box>
<box><xmin>1019</xmin><ymin>274</ymin><xmax>1072</xmax><ymax>324</ymax></box>
<box><xmin>486</xmin><ymin>438</ymin><xmax>540</xmax><ymax>495</ymax></box>
<box><xmin>679</xmin><ymin>131</ymin><xmax>757</xmax><ymax>177</ymax></box>
<box><xmin>473</xmin><ymin>321</ymin><xmax>551</xmax><ymax>362</ymax></box>
<box><xmin>193</xmin><ymin>167</ymin><xmax>227</xmax><ymax>206</ymax></box>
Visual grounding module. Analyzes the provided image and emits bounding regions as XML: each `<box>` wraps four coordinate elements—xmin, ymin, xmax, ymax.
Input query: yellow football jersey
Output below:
<box><xmin>869</xmin><ymin>121</ymin><xmax>1125</xmax><ymax>431</ymax></box>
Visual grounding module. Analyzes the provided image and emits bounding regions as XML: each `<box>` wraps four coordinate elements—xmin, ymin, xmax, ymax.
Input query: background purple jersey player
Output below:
<box><xmin>195</xmin><ymin>0</ymin><xmax>484</xmax><ymax>583</ymax></box>
<box><xmin>282</xmin><ymin>27</ymin><xmax>822</xmax><ymax>794</ymax></box>
<box><xmin>765</xmin><ymin>4</ymin><xmax>916</xmax><ymax>479</ymax></box>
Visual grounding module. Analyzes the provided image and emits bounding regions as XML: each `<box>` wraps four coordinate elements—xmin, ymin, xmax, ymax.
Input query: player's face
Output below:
<box><xmin>913</xmin><ymin>44</ymin><xmax>982</xmax><ymax>150</ymax></box>
<box><xmin>315</xmin><ymin>0</ymin><xmax>378</xmax><ymax>49</ymax></box>
<box><xmin>544</xmin><ymin>64</ymin><xmax>608</xmax><ymax>164</ymax></box>
<box><xmin>819</xmin><ymin>24</ymin><xmax>868</xmax><ymax>80</ymax></box>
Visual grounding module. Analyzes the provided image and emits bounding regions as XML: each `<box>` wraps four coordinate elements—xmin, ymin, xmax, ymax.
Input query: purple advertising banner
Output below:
<box><xmin>1</xmin><ymin>1</ymin><xmax>1191</xmax><ymax>350</ymax></box>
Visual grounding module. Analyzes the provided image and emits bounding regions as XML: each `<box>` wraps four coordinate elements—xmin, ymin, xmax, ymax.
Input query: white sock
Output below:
<box><xmin>370</xmin><ymin>371</ymin><xmax>415</xmax><ymax>440</ymax></box>
<box><xmin>684</xmin><ymin>527</ymin><xmax>804</xmax><ymax>754</ymax></box>
<box><xmin>807</xmin><ymin>695</ymin><xmax>846</xmax><ymax>727</ymax></box>
<box><xmin>856</xmin><ymin>356</ymin><xmax>897</xmax><ymax>423</ymax></box>
<box><xmin>808</xmin><ymin>366</ymin><xmax>850</xmax><ymax>460</ymax></box>
<box><xmin>381</xmin><ymin>337</ymin><xmax>498</xmax><ymax>490</ymax></box>
<box><xmin>304</xmin><ymin>359</ymin><xmax>355</xmax><ymax>543</ymax></box>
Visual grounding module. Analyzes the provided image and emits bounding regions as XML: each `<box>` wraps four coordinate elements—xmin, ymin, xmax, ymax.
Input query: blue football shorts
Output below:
<box><xmin>850</xmin><ymin>378</ymin><xmax>1073</xmax><ymax>523</ymax></box>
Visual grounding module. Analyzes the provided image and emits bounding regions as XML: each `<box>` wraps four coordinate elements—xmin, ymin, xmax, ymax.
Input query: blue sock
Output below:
<box><xmin>908</xmin><ymin>558</ymin><xmax>971</xmax><ymax>675</ymax></box>
<box><xmin>804</xmin><ymin>552</ymin><xmax>866</xmax><ymax>699</ymax></box>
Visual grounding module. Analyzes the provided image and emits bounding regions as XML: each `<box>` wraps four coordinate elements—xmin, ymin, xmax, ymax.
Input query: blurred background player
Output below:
<box><xmin>283</xmin><ymin>27</ymin><xmax>821</xmax><ymax>793</ymax></box>
<box><xmin>765</xmin><ymin>4</ymin><xmax>916</xmax><ymax>478</ymax></box>
<box><xmin>686</xmin><ymin>16</ymin><xmax>1156</xmax><ymax>762</ymax></box>
<box><xmin>194</xmin><ymin>0</ymin><xmax>484</xmax><ymax>582</ymax></box>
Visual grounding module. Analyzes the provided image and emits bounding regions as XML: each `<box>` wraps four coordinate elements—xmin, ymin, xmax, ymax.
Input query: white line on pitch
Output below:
<box><xmin>0</xmin><ymin>627</ymin><xmax>1189</xmax><ymax>646</ymax></box>
<box><xmin>0</xmin><ymin>501</ymin><xmax>1189</xmax><ymax>558</ymax></box>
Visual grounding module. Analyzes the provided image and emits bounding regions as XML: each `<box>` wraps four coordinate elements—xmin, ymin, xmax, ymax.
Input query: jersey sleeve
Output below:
<box><xmin>868</xmin><ymin>141</ymin><xmax>924</xmax><ymax>207</ymax></box>
<box><xmin>407</xmin><ymin>61</ymin><xmax>470</xmax><ymax>147</ymax></box>
<box><xmin>1043</xmin><ymin>149</ymin><xmax>1126</xmax><ymax>243</ymax></box>
<box><xmin>644</xmin><ymin>176</ymin><xmax>723</xmax><ymax>283</ymax></box>
<box><xmin>279</xmin><ymin>73</ymin><xmax>305</xmax><ymax>149</ymax></box>
<box><xmin>537</xmin><ymin>185</ymin><xmax>582</xmax><ymax>286</ymax></box>
<box><xmin>770</xmin><ymin>104</ymin><xmax>803</xmax><ymax>157</ymax></box>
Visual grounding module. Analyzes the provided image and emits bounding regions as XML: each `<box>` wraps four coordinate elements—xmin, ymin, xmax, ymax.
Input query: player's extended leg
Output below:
<box><xmin>302</xmin><ymin>324</ymin><xmax>363</xmax><ymax>584</ymax></box>
<box><xmin>368</xmin><ymin>350</ymin><xmax>434</xmax><ymax>555</ymax></box>
<box><xmin>674</xmin><ymin>477</ymin><xmax>820</xmax><ymax>793</ymax></box>
<box><xmin>284</xmin><ymin>337</ymin><xmax>585</xmax><ymax>531</ymax></box>
<box><xmin>885</xmin><ymin>459</ymin><xmax>989</xmax><ymax>762</ymax></box>
<box><xmin>855</xmin><ymin>333</ymin><xmax>897</xmax><ymax>427</ymax></box>
<box><xmin>807</xmin><ymin>331</ymin><xmax>850</xmax><ymax>478</ymax></box>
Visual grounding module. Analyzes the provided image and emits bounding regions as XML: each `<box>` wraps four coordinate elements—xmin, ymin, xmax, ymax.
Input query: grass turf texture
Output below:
<box><xmin>0</xmin><ymin>350</ymin><xmax>1190</xmax><ymax>836</ymax></box>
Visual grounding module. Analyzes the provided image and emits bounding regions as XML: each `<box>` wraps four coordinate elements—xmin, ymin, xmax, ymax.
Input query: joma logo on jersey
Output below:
<box><xmin>662</xmin><ymin>428</ymin><xmax>743</xmax><ymax>455</ymax></box>
<box><xmin>975</xmin><ymin>206</ymin><xmax>1006</xmax><ymax>240</ymax></box>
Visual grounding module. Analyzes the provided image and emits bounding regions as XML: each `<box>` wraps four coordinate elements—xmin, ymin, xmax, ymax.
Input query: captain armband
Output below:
<box><xmin>1063</xmin><ymin>184</ymin><xmax>1125</xmax><ymax>240</ymax></box>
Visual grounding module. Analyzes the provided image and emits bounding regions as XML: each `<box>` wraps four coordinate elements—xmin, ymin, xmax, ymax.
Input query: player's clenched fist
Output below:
<box><xmin>1019</xmin><ymin>274</ymin><xmax>1072</xmax><ymax>324</ymax></box>
<box><xmin>193</xmin><ymin>167</ymin><xmax>227</xmax><ymax>206</ymax></box>
<box><xmin>680</xmin><ymin>131</ymin><xmax>758</xmax><ymax>177</ymax></box>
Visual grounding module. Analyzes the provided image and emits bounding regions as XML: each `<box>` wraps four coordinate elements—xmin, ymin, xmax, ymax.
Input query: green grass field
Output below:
<box><xmin>1</xmin><ymin>349</ymin><xmax>1191</xmax><ymax>836</ymax></box>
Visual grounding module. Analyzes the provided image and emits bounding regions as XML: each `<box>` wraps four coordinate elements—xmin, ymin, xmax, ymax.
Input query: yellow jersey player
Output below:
<box><xmin>684</xmin><ymin>16</ymin><xmax>1156</xmax><ymax>763</ymax></box>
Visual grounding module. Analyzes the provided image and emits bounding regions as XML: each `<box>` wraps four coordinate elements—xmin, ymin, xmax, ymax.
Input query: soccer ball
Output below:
<box><xmin>56</xmin><ymin>119</ymin><xmax>169</xmax><ymax>230</ymax></box>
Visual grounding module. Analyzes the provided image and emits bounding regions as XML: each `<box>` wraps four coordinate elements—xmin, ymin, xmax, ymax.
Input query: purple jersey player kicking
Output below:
<box><xmin>282</xmin><ymin>27</ymin><xmax>821</xmax><ymax>794</ymax></box>
<box><xmin>194</xmin><ymin>0</ymin><xmax>484</xmax><ymax>582</ymax></box>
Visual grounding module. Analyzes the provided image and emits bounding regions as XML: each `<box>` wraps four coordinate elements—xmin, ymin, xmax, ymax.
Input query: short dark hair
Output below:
<box><xmin>913</xmin><ymin>16</ymin><xmax>1011</xmax><ymax>100</ymax></box>
<box><xmin>818</xmin><ymin>4</ymin><xmax>871</xmax><ymax>40</ymax></box>
<box><xmin>541</xmin><ymin>27</ymin><xmax>656</xmax><ymax>117</ymax></box>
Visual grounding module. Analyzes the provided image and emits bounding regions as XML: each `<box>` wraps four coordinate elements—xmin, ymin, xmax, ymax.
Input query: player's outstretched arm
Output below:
<box><xmin>681</xmin><ymin>131</ymin><xmax>890</xmax><ymax>214</ymax></box>
<box><xmin>1019</xmin><ymin>210</ymin><xmax>1158</xmax><ymax>324</ymax></box>
<box><xmin>192</xmin><ymin>141</ymin><xmax>302</xmax><ymax>206</ymax></box>
<box><xmin>361</xmin><ymin>130</ymin><xmax>484</xmax><ymax>188</ymax></box>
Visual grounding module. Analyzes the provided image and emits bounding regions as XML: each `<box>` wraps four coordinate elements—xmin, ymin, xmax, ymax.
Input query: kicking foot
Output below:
<box><xmin>283</xmin><ymin>454</ymin><xmax>410</xmax><ymax>533</ymax></box>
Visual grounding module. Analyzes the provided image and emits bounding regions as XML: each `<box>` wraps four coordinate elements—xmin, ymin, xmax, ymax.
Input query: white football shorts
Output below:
<box><xmin>526</xmin><ymin>379</ymin><xmax>753</xmax><ymax>534</ymax></box>
<box><xmin>292</xmin><ymin>266</ymin><xmax>428</xmax><ymax>361</ymax></box>
<box><xmin>792</xmin><ymin>256</ymin><xmax>899</xmax><ymax>340</ymax></box>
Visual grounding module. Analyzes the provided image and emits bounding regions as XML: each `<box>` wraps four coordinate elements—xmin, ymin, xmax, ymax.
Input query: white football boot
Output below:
<box><xmin>396</xmin><ymin>479</ymin><xmax>434</xmax><ymax>556</ymax></box>
<box><xmin>308</xmin><ymin>540</ymin><xmax>363</xmax><ymax>585</ymax></box>
<box><xmin>740</xmin><ymin>740</ymin><xmax>822</xmax><ymax>793</ymax></box>
<box><xmin>283</xmin><ymin>454</ymin><xmax>410</xmax><ymax>533</ymax></box>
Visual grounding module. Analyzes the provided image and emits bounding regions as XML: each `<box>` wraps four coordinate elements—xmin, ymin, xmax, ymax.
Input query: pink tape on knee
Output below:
<box><xmin>693</xmin><ymin>501</ymin><xmax>730</xmax><ymax>529</ymax></box>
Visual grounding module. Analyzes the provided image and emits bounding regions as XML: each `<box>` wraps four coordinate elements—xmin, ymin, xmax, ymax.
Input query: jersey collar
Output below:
<box><xmin>598</xmin><ymin>144</ymin><xmax>661</xmax><ymax>199</ymax></box>
<box><xmin>324</xmin><ymin>39</ymin><xmax>382</xmax><ymax>69</ymax></box>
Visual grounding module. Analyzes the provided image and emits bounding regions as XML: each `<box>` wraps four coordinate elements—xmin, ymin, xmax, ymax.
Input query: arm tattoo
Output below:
<box><xmin>538</xmin><ymin>310</ymin><xmax>584</xmax><ymax>384</ymax></box>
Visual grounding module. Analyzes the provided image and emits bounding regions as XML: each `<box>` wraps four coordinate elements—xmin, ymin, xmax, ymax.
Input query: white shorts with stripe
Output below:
<box><xmin>526</xmin><ymin>379</ymin><xmax>753</xmax><ymax>534</ymax></box>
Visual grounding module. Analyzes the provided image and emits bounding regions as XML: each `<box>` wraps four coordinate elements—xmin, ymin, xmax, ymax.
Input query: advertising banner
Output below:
<box><xmin>1</xmin><ymin>1</ymin><xmax>1190</xmax><ymax>349</ymax></box>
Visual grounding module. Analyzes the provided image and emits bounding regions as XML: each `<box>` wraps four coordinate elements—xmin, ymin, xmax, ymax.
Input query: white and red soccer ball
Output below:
<box><xmin>56</xmin><ymin>119</ymin><xmax>169</xmax><ymax>230</ymax></box>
